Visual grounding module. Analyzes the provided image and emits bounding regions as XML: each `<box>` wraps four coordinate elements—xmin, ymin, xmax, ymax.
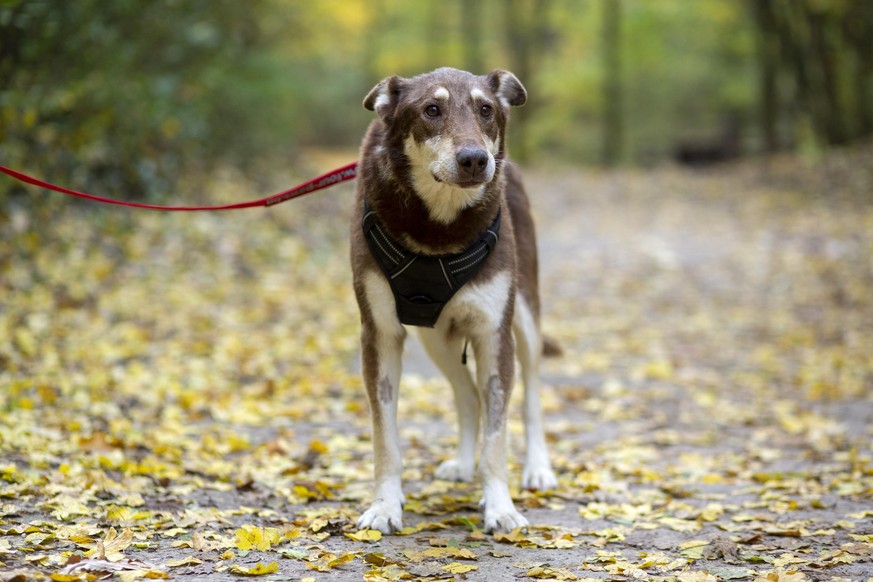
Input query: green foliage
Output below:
<box><xmin>0</xmin><ymin>0</ymin><xmax>296</xmax><ymax>199</ymax></box>
<box><xmin>1</xmin><ymin>0</ymin><xmax>871</xmax><ymax>200</ymax></box>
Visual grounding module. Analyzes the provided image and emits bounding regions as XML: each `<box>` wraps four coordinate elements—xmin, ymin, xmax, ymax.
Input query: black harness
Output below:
<box><xmin>363</xmin><ymin>203</ymin><xmax>501</xmax><ymax>327</ymax></box>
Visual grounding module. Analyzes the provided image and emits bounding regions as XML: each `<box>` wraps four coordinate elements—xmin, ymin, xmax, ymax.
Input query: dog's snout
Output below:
<box><xmin>456</xmin><ymin>147</ymin><xmax>489</xmax><ymax>177</ymax></box>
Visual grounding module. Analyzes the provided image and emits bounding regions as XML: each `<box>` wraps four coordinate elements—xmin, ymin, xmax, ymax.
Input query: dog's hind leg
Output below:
<box><xmin>514</xmin><ymin>296</ymin><xmax>558</xmax><ymax>491</ymax></box>
<box><xmin>418</xmin><ymin>329</ymin><xmax>479</xmax><ymax>483</ymax></box>
<box><xmin>357</xmin><ymin>273</ymin><xmax>407</xmax><ymax>534</ymax></box>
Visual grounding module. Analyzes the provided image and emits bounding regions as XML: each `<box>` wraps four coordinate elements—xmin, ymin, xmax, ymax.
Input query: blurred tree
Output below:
<box><xmin>752</xmin><ymin>0</ymin><xmax>781</xmax><ymax>153</ymax></box>
<box><xmin>459</xmin><ymin>0</ymin><xmax>485</xmax><ymax>74</ymax></box>
<box><xmin>0</xmin><ymin>0</ymin><xmax>295</xmax><ymax>200</ymax></box>
<box><xmin>601</xmin><ymin>0</ymin><xmax>623</xmax><ymax>166</ymax></box>
<box><xmin>750</xmin><ymin>0</ymin><xmax>873</xmax><ymax>150</ymax></box>
<box><xmin>503</xmin><ymin>0</ymin><xmax>552</xmax><ymax>162</ymax></box>
<box><xmin>2</xmin><ymin>0</ymin><xmax>872</xmax><ymax>196</ymax></box>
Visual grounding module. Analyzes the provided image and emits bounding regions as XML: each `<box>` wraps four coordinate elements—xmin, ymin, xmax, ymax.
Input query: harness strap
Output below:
<box><xmin>363</xmin><ymin>203</ymin><xmax>501</xmax><ymax>327</ymax></box>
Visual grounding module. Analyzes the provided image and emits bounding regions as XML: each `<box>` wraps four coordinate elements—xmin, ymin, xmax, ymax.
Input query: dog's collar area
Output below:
<box><xmin>363</xmin><ymin>202</ymin><xmax>501</xmax><ymax>327</ymax></box>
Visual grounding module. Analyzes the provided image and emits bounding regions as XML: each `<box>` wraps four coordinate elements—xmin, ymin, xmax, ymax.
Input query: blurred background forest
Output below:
<box><xmin>1</xmin><ymin>0</ymin><xmax>872</xmax><ymax>199</ymax></box>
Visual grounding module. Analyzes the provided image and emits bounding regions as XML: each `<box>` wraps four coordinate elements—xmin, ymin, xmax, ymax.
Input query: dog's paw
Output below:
<box><xmin>483</xmin><ymin>505</ymin><xmax>529</xmax><ymax>533</ymax></box>
<box><xmin>522</xmin><ymin>464</ymin><xmax>558</xmax><ymax>491</ymax></box>
<box><xmin>435</xmin><ymin>459</ymin><xmax>475</xmax><ymax>482</ymax></box>
<box><xmin>357</xmin><ymin>500</ymin><xmax>403</xmax><ymax>534</ymax></box>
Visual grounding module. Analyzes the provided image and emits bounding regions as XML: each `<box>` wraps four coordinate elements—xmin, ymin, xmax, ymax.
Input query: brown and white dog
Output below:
<box><xmin>350</xmin><ymin>67</ymin><xmax>556</xmax><ymax>534</ymax></box>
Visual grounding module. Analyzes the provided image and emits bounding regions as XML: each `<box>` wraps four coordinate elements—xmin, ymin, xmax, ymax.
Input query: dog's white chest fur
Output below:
<box><xmin>437</xmin><ymin>271</ymin><xmax>512</xmax><ymax>330</ymax></box>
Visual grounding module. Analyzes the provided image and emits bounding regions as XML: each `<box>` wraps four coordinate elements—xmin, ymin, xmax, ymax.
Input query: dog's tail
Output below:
<box><xmin>542</xmin><ymin>335</ymin><xmax>563</xmax><ymax>358</ymax></box>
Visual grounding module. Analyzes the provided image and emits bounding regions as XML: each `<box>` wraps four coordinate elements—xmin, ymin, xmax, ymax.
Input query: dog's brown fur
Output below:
<box><xmin>350</xmin><ymin>68</ymin><xmax>555</xmax><ymax>534</ymax></box>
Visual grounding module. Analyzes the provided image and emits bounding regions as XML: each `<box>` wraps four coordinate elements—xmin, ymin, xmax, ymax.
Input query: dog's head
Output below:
<box><xmin>364</xmin><ymin>68</ymin><xmax>526</xmax><ymax>223</ymax></box>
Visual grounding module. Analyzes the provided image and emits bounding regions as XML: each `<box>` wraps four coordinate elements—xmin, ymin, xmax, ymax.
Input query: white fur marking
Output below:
<box><xmin>363</xmin><ymin>271</ymin><xmax>404</xmax><ymax>337</ymax></box>
<box><xmin>513</xmin><ymin>294</ymin><xmax>558</xmax><ymax>491</ymax></box>
<box><xmin>483</xmin><ymin>135</ymin><xmax>500</xmax><ymax>156</ymax></box>
<box><xmin>374</xmin><ymin>91</ymin><xmax>391</xmax><ymax>111</ymax></box>
<box><xmin>470</xmin><ymin>88</ymin><xmax>486</xmax><ymax>101</ymax></box>
<box><xmin>445</xmin><ymin>272</ymin><xmax>512</xmax><ymax>329</ymax></box>
<box><xmin>403</xmin><ymin>135</ymin><xmax>487</xmax><ymax>224</ymax></box>
<box><xmin>434</xmin><ymin>86</ymin><xmax>449</xmax><ymax>101</ymax></box>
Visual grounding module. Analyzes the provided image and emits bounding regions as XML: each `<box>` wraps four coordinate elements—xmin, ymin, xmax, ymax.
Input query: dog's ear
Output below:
<box><xmin>364</xmin><ymin>75</ymin><xmax>403</xmax><ymax>121</ymax></box>
<box><xmin>486</xmin><ymin>70</ymin><xmax>527</xmax><ymax>109</ymax></box>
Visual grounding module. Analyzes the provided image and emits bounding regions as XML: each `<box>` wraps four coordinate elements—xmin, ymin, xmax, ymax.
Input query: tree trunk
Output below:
<box><xmin>751</xmin><ymin>0</ymin><xmax>781</xmax><ymax>153</ymax></box>
<box><xmin>601</xmin><ymin>0</ymin><xmax>623</xmax><ymax>166</ymax></box>
<box><xmin>459</xmin><ymin>0</ymin><xmax>484</xmax><ymax>74</ymax></box>
<box><xmin>806</xmin><ymin>5</ymin><xmax>848</xmax><ymax>145</ymax></box>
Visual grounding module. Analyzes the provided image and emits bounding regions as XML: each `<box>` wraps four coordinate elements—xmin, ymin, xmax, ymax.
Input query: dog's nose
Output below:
<box><xmin>456</xmin><ymin>147</ymin><xmax>489</xmax><ymax>177</ymax></box>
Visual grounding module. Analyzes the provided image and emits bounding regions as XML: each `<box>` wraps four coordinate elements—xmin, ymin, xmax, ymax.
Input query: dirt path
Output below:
<box><xmin>1</xmin><ymin>154</ymin><xmax>872</xmax><ymax>581</ymax></box>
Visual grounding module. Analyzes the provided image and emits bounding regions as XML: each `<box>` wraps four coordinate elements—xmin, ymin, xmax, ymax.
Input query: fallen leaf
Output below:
<box><xmin>442</xmin><ymin>562</ymin><xmax>477</xmax><ymax>574</ymax></box>
<box><xmin>527</xmin><ymin>565</ymin><xmax>579</xmax><ymax>580</ymax></box>
<box><xmin>228</xmin><ymin>561</ymin><xmax>279</xmax><ymax>576</ymax></box>
<box><xmin>85</xmin><ymin>528</ymin><xmax>134</xmax><ymax>562</ymax></box>
<box><xmin>345</xmin><ymin>529</ymin><xmax>383</xmax><ymax>542</ymax></box>
<box><xmin>234</xmin><ymin>525</ymin><xmax>280</xmax><ymax>551</ymax></box>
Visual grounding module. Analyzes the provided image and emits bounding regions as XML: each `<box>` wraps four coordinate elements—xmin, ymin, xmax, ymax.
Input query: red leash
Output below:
<box><xmin>0</xmin><ymin>161</ymin><xmax>358</xmax><ymax>211</ymax></box>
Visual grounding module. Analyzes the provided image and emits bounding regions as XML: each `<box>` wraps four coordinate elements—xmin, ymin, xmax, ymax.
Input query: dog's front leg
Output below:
<box><xmin>417</xmin><ymin>330</ymin><xmax>479</xmax><ymax>483</ymax></box>
<box><xmin>475</xmin><ymin>328</ymin><xmax>529</xmax><ymax>533</ymax></box>
<box><xmin>357</xmin><ymin>312</ymin><xmax>406</xmax><ymax>534</ymax></box>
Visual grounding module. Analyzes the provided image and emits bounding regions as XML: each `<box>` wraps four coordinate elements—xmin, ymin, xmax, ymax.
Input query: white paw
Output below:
<box><xmin>357</xmin><ymin>500</ymin><xmax>403</xmax><ymax>534</ymax></box>
<box><xmin>435</xmin><ymin>459</ymin><xmax>475</xmax><ymax>482</ymax></box>
<box><xmin>483</xmin><ymin>505</ymin><xmax>529</xmax><ymax>533</ymax></box>
<box><xmin>522</xmin><ymin>464</ymin><xmax>558</xmax><ymax>491</ymax></box>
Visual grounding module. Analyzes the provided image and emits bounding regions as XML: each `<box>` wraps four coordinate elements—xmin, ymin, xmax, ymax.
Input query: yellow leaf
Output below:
<box><xmin>364</xmin><ymin>564</ymin><xmax>412</xmax><ymax>581</ymax></box>
<box><xmin>306</xmin><ymin>552</ymin><xmax>357</xmax><ymax>572</ymax></box>
<box><xmin>228</xmin><ymin>561</ymin><xmax>279</xmax><ymax>576</ymax></box>
<box><xmin>527</xmin><ymin>566</ymin><xmax>578</xmax><ymax>580</ymax></box>
<box><xmin>328</xmin><ymin>553</ymin><xmax>356</xmax><ymax>568</ymax></box>
<box><xmin>641</xmin><ymin>359</ymin><xmax>673</xmax><ymax>380</ymax></box>
<box><xmin>345</xmin><ymin>529</ymin><xmax>383</xmax><ymax>542</ymax></box>
<box><xmin>442</xmin><ymin>562</ymin><xmax>478</xmax><ymax>574</ymax></box>
<box><xmin>308</xmin><ymin>439</ymin><xmax>329</xmax><ymax>454</ymax></box>
<box><xmin>753</xmin><ymin>571</ymin><xmax>807</xmax><ymax>582</ymax></box>
<box><xmin>234</xmin><ymin>525</ymin><xmax>279</xmax><ymax>552</ymax></box>
<box><xmin>86</xmin><ymin>527</ymin><xmax>134</xmax><ymax>562</ymax></box>
<box><xmin>772</xmin><ymin>553</ymin><xmax>808</xmax><ymax>568</ymax></box>
<box><xmin>493</xmin><ymin>528</ymin><xmax>528</xmax><ymax>544</ymax></box>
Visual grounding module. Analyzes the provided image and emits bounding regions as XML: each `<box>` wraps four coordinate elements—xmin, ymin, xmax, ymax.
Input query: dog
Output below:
<box><xmin>350</xmin><ymin>67</ymin><xmax>557</xmax><ymax>534</ymax></box>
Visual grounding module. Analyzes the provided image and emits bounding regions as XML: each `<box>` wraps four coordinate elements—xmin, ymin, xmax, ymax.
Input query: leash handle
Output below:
<box><xmin>0</xmin><ymin>161</ymin><xmax>358</xmax><ymax>211</ymax></box>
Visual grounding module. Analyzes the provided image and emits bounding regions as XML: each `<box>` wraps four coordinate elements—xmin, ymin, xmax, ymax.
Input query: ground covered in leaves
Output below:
<box><xmin>2</xmin><ymin>148</ymin><xmax>872</xmax><ymax>581</ymax></box>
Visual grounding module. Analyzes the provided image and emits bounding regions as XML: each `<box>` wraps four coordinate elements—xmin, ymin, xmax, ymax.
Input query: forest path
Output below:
<box><xmin>1</xmin><ymin>154</ymin><xmax>872</xmax><ymax>581</ymax></box>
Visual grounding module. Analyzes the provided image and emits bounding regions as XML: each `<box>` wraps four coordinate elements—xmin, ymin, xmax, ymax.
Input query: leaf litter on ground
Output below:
<box><xmin>1</xmin><ymin>147</ymin><xmax>872</xmax><ymax>580</ymax></box>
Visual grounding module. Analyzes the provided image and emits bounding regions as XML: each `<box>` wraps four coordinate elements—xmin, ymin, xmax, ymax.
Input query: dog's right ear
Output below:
<box><xmin>364</xmin><ymin>76</ymin><xmax>403</xmax><ymax>121</ymax></box>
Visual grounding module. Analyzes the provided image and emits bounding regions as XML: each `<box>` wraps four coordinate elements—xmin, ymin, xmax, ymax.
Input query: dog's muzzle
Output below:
<box><xmin>453</xmin><ymin>146</ymin><xmax>493</xmax><ymax>188</ymax></box>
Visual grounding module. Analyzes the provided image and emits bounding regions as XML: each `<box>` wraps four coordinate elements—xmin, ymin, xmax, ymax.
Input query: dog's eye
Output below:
<box><xmin>424</xmin><ymin>104</ymin><xmax>441</xmax><ymax>118</ymax></box>
<box><xmin>480</xmin><ymin>104</ymin><xmax>493</xmax><ymax>119</ymax></box>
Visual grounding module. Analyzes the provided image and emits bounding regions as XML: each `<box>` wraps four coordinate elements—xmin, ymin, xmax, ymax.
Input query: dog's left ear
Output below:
<box><xmin>487</xmin><ymin>70</ymin><xmax>527</xmax><ymax>109</ymax></box>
